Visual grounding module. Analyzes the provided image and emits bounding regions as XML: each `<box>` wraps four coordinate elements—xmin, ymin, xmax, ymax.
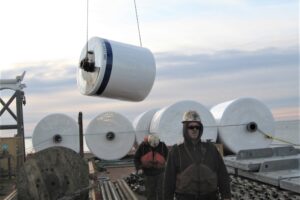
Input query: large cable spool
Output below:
<box><xmin>32</xmin><ymin>113</ymin><xmax>79</xmax><ymax>153</ymax></box>
<box><xmin>150</xmin><ymin>100</ymin><xmax>218</xmax><ymax>146</ymax></box>
<box><xmin>77</xmin><ymin>37</ymin><xmax>156</xmax><ymax>101</ymax></box>
<box><xmin>133</xmin><ymin>108</ymin><xmax>159</xmax><ymax>144</ymax></box>
<box><xmin>210</xmin><ymin>97</ymin><xmax>275</xmax><ymax>154</ymax></box>
<box><xmin>17</xmin><ymin>146</ymin><xmax>89</xmax><ymax>200</ymax></box>
<box><xmin>85</xmin><ymin>112</ymin><xmax>135</xmax><ymax>160</ymax></box>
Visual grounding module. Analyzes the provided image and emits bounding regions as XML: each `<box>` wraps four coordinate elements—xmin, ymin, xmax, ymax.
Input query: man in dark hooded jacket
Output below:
<box><xmin>163</xmin><ymin>110</ymin><xmax>231</xmax><ymax>200</ymax></box>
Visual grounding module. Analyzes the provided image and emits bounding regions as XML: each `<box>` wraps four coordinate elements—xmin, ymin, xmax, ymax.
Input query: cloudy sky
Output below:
<box><xmin>0</xmin><ymin>0</ymin><xmax>299</xmax><ymax>137</ymax></box>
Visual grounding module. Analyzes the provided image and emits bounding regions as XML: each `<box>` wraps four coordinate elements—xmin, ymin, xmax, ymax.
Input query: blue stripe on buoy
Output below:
<box><xmin>96</xmin><ymin>39</ymin><xmax>113</xmax><ymax>95</ymax></box>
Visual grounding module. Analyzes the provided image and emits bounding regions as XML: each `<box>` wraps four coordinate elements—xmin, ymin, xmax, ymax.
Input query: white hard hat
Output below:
<box><xmin>182</xmin><ymin>110</ymin><xmax>201</xmax><ymax>123</ymax></box>
<box><xmin>148</xmin><ymin>135</ymin><xmax>160</xmax><ymax>148</ymax></box>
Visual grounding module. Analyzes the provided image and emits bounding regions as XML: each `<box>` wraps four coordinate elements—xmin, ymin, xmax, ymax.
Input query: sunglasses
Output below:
<box><xmin>188</xmin><ymin>126</ymin><xmax>200</xmax><ymax>130</ymax></box>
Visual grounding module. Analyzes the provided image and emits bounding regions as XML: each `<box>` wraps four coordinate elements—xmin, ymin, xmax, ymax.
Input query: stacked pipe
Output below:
<box><xmin>99</xmin><ymin>179</ymin><xmax>138</xmax><ymax>200</ymax></box>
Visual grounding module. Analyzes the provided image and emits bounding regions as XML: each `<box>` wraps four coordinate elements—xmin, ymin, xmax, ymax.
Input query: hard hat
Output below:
<box><xmin>148</xmin><ymin>135</ymin><xmax>160</xmax><ymax>148</ymax></box>
<box><xmin>182</xmin><ymin>110</ymin><xmax>201</xmax><ymax>123</ymax></box>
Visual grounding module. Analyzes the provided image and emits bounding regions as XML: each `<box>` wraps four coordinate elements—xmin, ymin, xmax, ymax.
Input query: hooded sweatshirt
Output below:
<box><xmin>163</xmin><ymin>122</ymin><xmax>231</xmax><ymax>200</ymax></box>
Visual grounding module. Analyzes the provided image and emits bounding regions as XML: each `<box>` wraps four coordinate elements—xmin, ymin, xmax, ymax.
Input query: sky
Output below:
<box><xmin>0</xmin><ymin>0</ymin><xmax>299</xmax><ymax>137</ymax></box>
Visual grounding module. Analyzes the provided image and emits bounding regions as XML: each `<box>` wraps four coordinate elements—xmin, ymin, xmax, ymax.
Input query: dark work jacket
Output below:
<box><xmin>163</xmin><ymin>140</ymin><xmax>231</xmax><ymax>200</ymax></box>
<box><xmin>134</xmin><ymin>141</ymin><xmax>169</xmax><ymax>176</ymax></box>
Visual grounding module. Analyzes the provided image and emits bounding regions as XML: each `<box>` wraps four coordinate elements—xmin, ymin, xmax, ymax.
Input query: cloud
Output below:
<box><xmin>272</xmin><ymin>107</ymin><xmax>300</xmax><ymax>121</ymax></box>
<box><xmin>149</xmin><ymin>47</ymin><xmax>299</xmax><ymax>114</ymax></box>
<box><xmin>1</xmin><ymin>46</ymin><xmax>298</xmax><ymax>137</ymax></box>
<box><xmin>155</xmin><ymin>47</ymin><xmax>298</xmax><ymax>76</ymax></box>
<box><xmin>153</xmin><ymin>47</ymin><xmax>299</xmax><ymax>100</ymax></box>
<box><xmin>0</xmin><ymin>0</ymin><xmax>298</xmax><ymax>70</ymax></box>
<box><xmin>1</xmin><ymin>60</ymin><xmax>77</xmax><ymax>93</ymax></box>
<box><xmin>141</xmin><ymin>1</ymin><xmax>298</xmax><ymax>52</ymax></box>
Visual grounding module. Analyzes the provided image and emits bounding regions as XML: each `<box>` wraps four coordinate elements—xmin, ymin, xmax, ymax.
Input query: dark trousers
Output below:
<box><xmin>144</xmin><ymin>173</ymin><xmax>163</xmax><ymax>200</ymax></box>
<box><xmin>175</xmin><ymin>192</ymin><xmax>217</xmax><ymax>200</ymax></box>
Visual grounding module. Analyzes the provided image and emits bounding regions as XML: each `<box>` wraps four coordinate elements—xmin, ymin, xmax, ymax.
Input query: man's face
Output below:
<box><xmin>187</xmin><ymin>122</ymin><xmax>201</xmax><ymax>140</ymax></box>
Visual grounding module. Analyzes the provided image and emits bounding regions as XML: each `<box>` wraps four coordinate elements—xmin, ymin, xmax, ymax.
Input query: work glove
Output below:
<box><xmin>135</xmin><ymin>169</ymin><xmax>140</xmax><ymax>175</ymax></box>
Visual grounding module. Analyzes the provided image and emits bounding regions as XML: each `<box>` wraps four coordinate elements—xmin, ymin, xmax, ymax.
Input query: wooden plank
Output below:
<box><xmin>88</xmin><ymin>160</ymin><xmax>97</xmax><ymax>200</ymax></box>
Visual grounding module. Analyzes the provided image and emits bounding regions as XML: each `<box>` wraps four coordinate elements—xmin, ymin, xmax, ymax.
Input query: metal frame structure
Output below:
<box><xmin>224</xmin><ymin>146</ymin><xmax>300</xmax><ymax>194</ymax></box>
<box><xmin>0</xmin><ymin>72</ymin><xmax>26</xmax><ymax>171</ymax></box>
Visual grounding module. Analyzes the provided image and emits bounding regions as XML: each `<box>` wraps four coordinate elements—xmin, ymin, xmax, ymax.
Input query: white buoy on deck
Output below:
<box><xmin>133</xmin><ymin>108</ymin><xmax>159</xmax><ymax>144</ymax></box>
<box><xmin>210</xmin><ymin>97</ymin><xmax>275</xmax><ymax>154</ymax></box>
<box><xmin>85</xmin><ymin>112</ymin><xmax>135</xmax><ymax>160</ymax></box>
<box><xmin>32</xmin><ymin>113</ymin><xmax>79</xmax><ymax>153</ymax></box>
<box><xmin>150</xmin><ymin>100</ymin><xmax>218</xmax><ymax>146</ymax></box>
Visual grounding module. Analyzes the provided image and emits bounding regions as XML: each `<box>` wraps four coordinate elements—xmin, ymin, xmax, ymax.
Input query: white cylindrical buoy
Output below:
<box><xmin>85</xmin><ymin>112</ymin><xmax>135</xmax><ymax>160</ymax></box>
<box><xmin>150</xmin><ymin>100</ymin><xmax>218</xmax><ymax>146</ymax></box>
<box><xmin>32</xmin><ymin>114</ymin><xmax>79</xmax><ymax>153</ymax></box>
<box><xmin>133</xmin><ymin>108</ymin><xmax>159</xmax><ymax>144</ymax></box>
<box><xmin>77</xmin><ymin>37</ymin><xmax>156</xmax><ymax>101</ymax></box>
<box><xmin>210</xmin><ymin>97</ymin><xmax>275</xmax><ymax>154</ymax></box>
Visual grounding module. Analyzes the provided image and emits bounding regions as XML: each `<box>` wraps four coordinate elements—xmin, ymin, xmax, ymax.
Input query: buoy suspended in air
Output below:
<box><xmin>77</xmin><ymin>37</ymin><xmax>156</xmax><ymax>101</ymax></box>
<box><xmin>210</xmin><ymin>97</ymin><xmax>275</xmax><ymax>154</ymax></box>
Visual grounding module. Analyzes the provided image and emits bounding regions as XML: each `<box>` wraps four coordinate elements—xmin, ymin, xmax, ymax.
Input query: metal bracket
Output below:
<box><xmin>236</xmin><ymin>146</ymin><xmax>298</xmax><ymax>160</ymax></box>
<box><xmin>0</xmin><ymin>71</ymin><xmax>26</xmax><ymax>91</ymax></box>
<box><xmin>259</xmin><ymin>158</ymin><xmax>300</xmax><ymax>172</ymax></box>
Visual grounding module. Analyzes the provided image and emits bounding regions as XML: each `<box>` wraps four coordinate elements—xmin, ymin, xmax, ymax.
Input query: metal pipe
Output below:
<box><xmin>16</xmin><ymin>90</ymin><xmax>25</xmax><ymax>163</ymax></box>
<box><xmin>3</xmin><ymin>189</ymin><xmax>17</xmax><ymax>200</ymax></box>
<box><xmin>104</xmin><ymin>181</ymin><xmax>113</xmax><ymax>200</ymax></box>
<box><xmin>100</xmin><ymin>183</ymin><xmax>107</xmax><ymax>200</ymax></box>
<box><xmin>78</xmin><ymin>112</ymin><xmax>84</xmax><ymax>157</ymax></box>
<box><xmin>114</xmin><ymin>181</ymin><xmax>126</xmax><ymax>200</ymax></box>
<box><xmin>108</xmin><ymin>181</ymin><xmax>120</xmax><ymax>200</ymax></box>
<box><xmin>117</xmin><ymin>179</ymin><xmax>131</xmax><ymax>200</ymax></box>
<box><xmin>120</xmin><ymin>179</ymin><xmax>138</xmax><ymax>200</ymax></box>
<box><xmin>0</xmin><ymin>79</ymin><xmax>18</xmax><ymax>84</ymax></box>
<box><xmin>0</xmin><ymin>125</ymin><xmax>18</xmax><ymax>129</ymax></box>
